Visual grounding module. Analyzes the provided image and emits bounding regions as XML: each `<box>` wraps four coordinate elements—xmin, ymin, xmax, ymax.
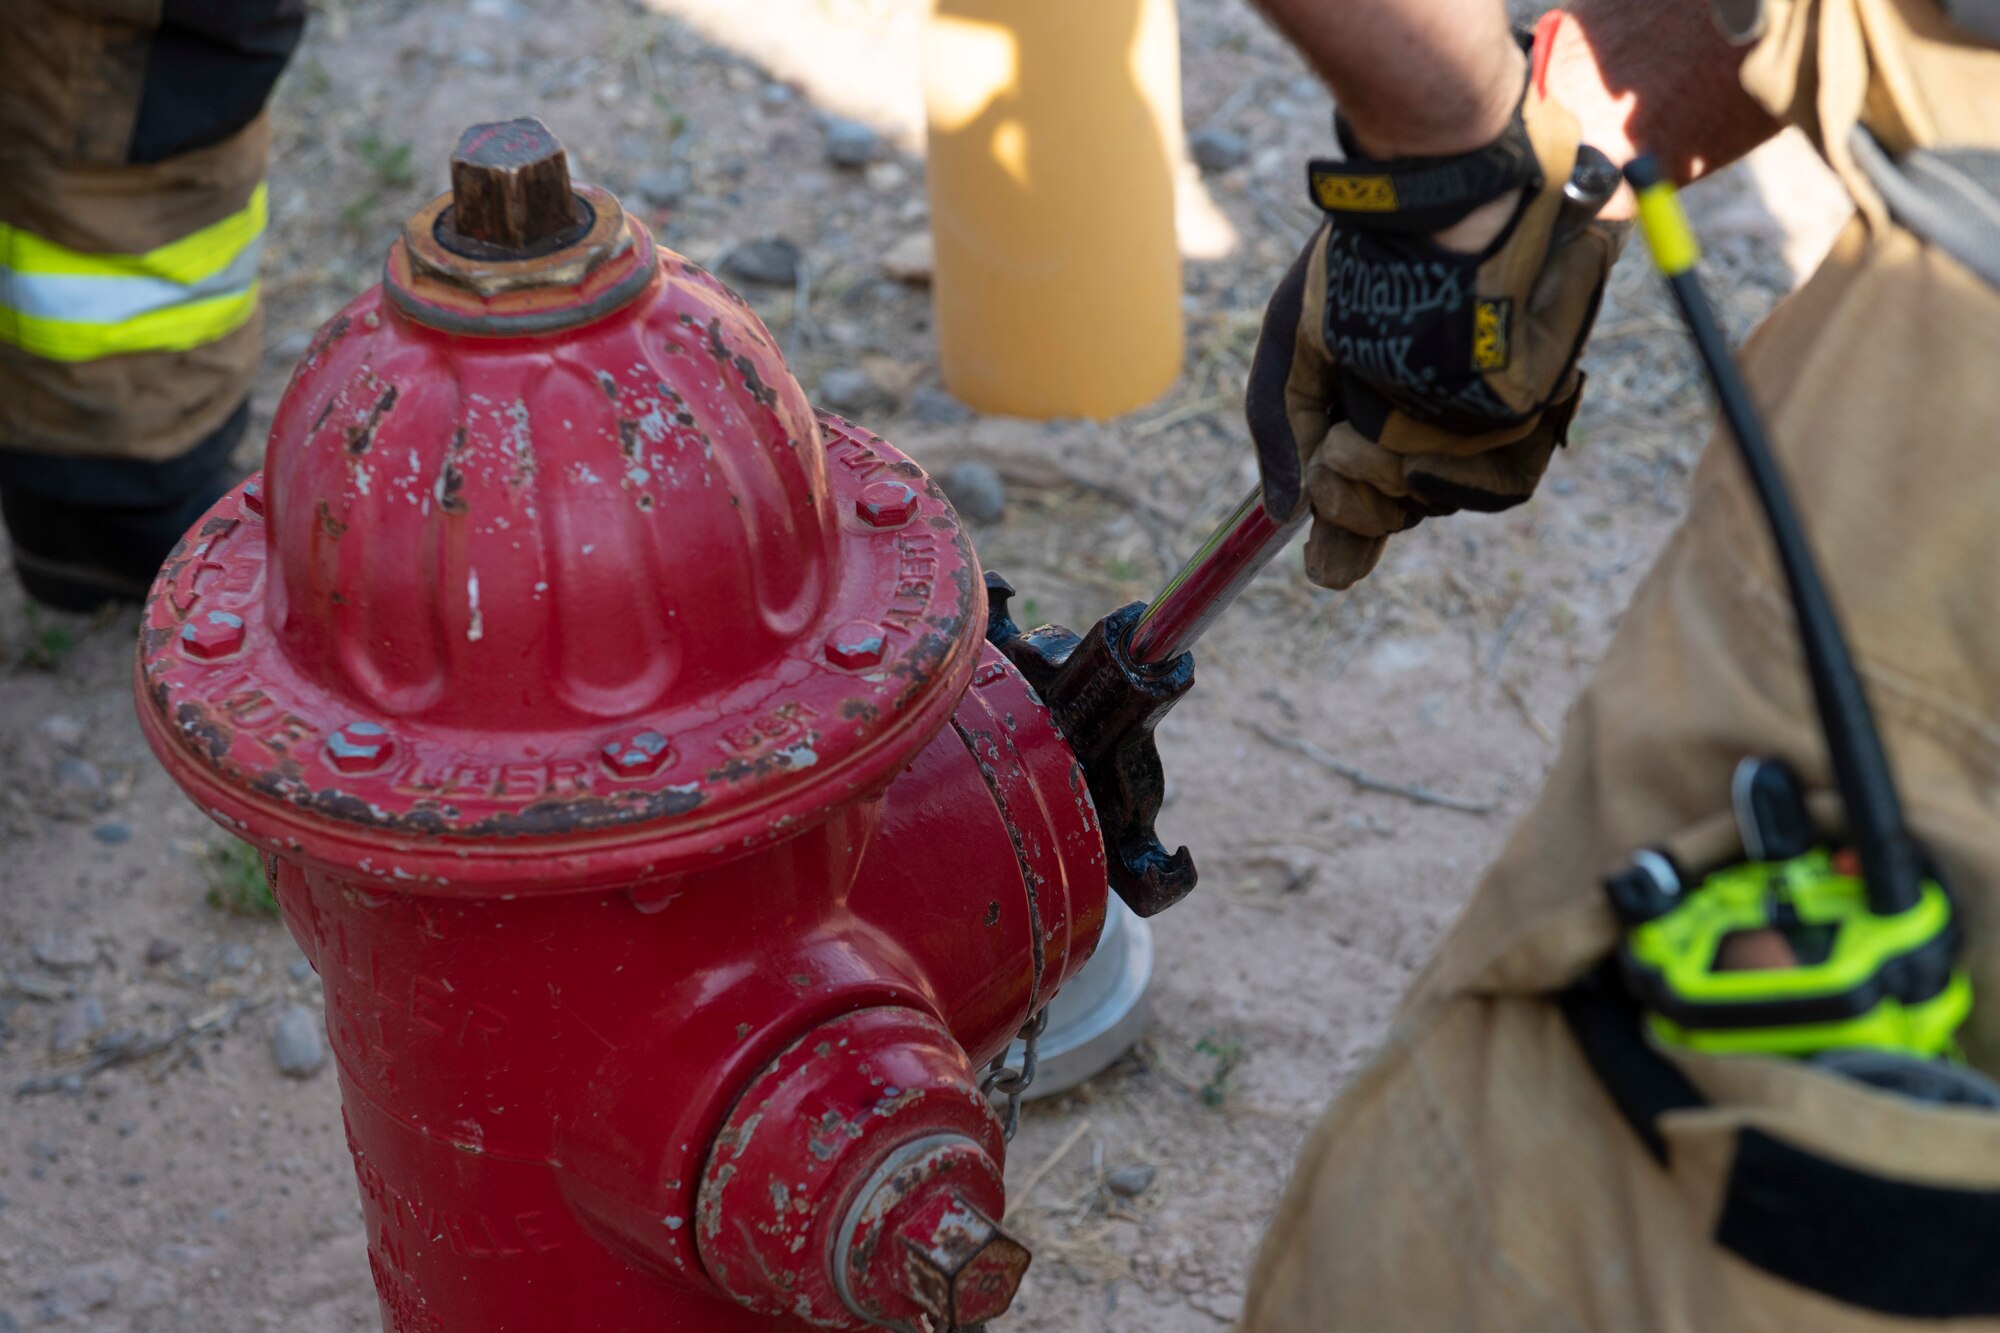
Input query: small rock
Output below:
<box><xmin>36</xmin><ymin>714</ymin><xmax>86</xmax><ymax>752</ymax></box>
<box><xmin>0</xmin><ymin>1307</ymin><xmax>18</xmax><ymax>1333</ymax></box>
<box><xmin>761</xmin><ymin>82</ymin><xmax>795</xmax><ymax>106</ymax></box>
<box><xmin>143</xmin><ymin>939</ymin><xmax>180</xmax><ymax>967</ymax></box>
<box><xmin>120</xmin><ymin>1171</ymin><xmax>147</xmax><ymax>1187</ymax></box>
<box><xmin>1104</xmin><ymin>1164</ymin><xmax>1157</xmax><ymax>1198</ymax></box>
<box><xmin>816</xmin><ymin>368</ymin><xmax>885</xmax><ymax>415</ymax></box>
<box><xmin>822</xmin><ymin>116</ymin><xmax>882</xmax><ymax>168</ymax></box>
<box><xmin>467</xmin><ymin>0</ymin><xmax>519</xmax><ymax>18</ymax></box>
<box><xmin>881</xmin><ymin>232</ymin><xmax>934</xmax><ymax>286</ymax></box>
<box><xmin>272</xmin><ymin>1005</ymin><xmax>326</xmax><ymax>1079</ymax></box>
<box><xmin>117</xmin><ymin>1122</ymin><xmax>137</xmax><ymax>1138</ymax></box>
<box><xmin>28</xmin><ymin>1140</ymin><xmax>59</xmax><ymax>1163</ymax></box>
<box><xmin>91</xmin><ymin>821</ymin><xmax>133</xmax><ymax>845</ymax></box>
<box><xmin>864</xmin><ymin>160</ymin><xmax>909</xmax><ymax>193</ymax></box>
<box><xmin>941</xmin><ymin>462</ymin><xmax>1006</xmax><ymax>524</ymax></box>
<box><xmin>153</xmin><ymin>1244</ymin><xmax>214</xmax><ymax>1270</ymax></box>
<box><xmin>720</xmin><ymin>237</ymin><xmax>802</xmax><ymax>287</ymax></box>
<box><xmin>93</xmin><ymin>1028</ymin><xmax>141</xmax><ymax>1058</ymax></box>
<box><xmin>288</xmin><ymin>957</ymin><xmax>315</xmax><ymax>983</ymax></box>
<box><xmin>1190</xmin><ymin>1290</ymin><xmax>1245</xmax><ymax>1323</ymax></box>
<box><xmin>909</xmin><ymin>387</ymin><xmax>974</xmax><ymax>426</ymax></box>
<box><xmin>57</xmin><ymin>1258</ymin><xmax>129</xmax><ymax>1312</ymax></box>
<box><xmin>219</xmin><ymin>943</ymin><xmax>255</xmax><ymax>975</ymax></box>
<box><xmin>269</xmin><ymin>328</ymin><xmax>314</xmax><ymax>363</ymax></box>
<box><xmin>1189</xmin><ymin>127</ymin><xmax>1250</xmax><ymax>175</ymax></box>
<box><xmin>3</xmin><ymin>971</ymin><xmax>64</xmax><ymax>1001</ymax></box>
<box><xmin>54</xmin><ymin>757</ymin><xmax>103</xmax><ymax>796</ymax></box>
<box><xmin>1550</xmin><ymin>475</ymin><xmax>1578</xmax><ymax>496</ymax></box>
<box><xmin>452</xmin><ymin>46</ymin><xmax>497</xmax><ymax>70</ymax></box>
<box><xmin>631</xmin><ymin>163</ymin><xmax>692</xmax><ymax>211</ymax></box>
<box><xmin>49</xmin><ymin>996</ymin><xmax>105</xmax><ymax>1053</ymax></box>
<box><xmin>32</xmin><ymin>930</ymin><xmax>96</xmax><ymax>972</ymax></box>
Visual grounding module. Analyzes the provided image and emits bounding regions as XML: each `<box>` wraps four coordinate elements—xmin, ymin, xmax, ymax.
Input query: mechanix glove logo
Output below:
<box><xmin>1310</xmin><ymin>172</ymin><xmax>1400</xmax><ymax>213</ymax></box>
<box><xmin>1318</xmin><ymin>226</ymin><xmax>1515</xmax><ymax>429</ymax></box>
<box><xmin>1473</xmin><ymin>298</ymin><xmax>1512</xmax><ymax>371</ymax></box>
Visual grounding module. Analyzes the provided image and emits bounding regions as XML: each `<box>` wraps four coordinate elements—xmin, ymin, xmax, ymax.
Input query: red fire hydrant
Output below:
<box><xmin>136</xmin><ymin>121</ymin><xmax>1108</xmax><ymax>1332</ymax></box>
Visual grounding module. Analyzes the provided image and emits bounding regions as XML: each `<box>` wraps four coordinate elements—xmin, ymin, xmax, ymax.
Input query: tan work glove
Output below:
<box><xmin>1247</xmin><ymin>35</ymin><xmax>1628</xmax><ymax>589</ymax></box>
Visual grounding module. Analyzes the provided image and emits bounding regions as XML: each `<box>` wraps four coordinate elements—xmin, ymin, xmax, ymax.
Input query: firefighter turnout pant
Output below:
<box><xmin>0</xmin><ymin>0</ymin><xmax>304</xmax><ymax>508</ymax></box>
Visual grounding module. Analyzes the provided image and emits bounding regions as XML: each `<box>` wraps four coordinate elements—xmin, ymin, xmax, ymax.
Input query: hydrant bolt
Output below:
<box><xmin>599</xmin><ymin>728</ymin><xmax>674</xmax><ymax>779</ymax></box>
<box><xmin>179</xmin><ymin>610</ymin><xmax>245</xmax><ymax>661</ymax></box>
<box><xmin>324</xmin><ymin>722</ymin><xmax>393</xmax><ymax>775</ymax></box>
<box><xmin>825</xmin><ymin>621</ymin><xmax>889</xmax><ymax>670</ymax></box>
<box><xmin>894</xmin><ymin>1192</ymin><xmax>1031</xmax><ymax>1326</ymax></box>
<box><xmin>855</xmin><ymin>480</ymin><xmax>917</xmax><ymax>528</ymax></box>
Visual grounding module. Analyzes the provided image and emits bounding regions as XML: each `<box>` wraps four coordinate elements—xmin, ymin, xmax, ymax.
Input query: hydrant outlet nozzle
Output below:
<box><xmin>694</xmin><ymin>1008</ymin><xmax>1024</xmax><ymax>1329</ymax></box>
<box><xmin>835</xmin><ymin>1136</ymin><xmax>1032</xmax><ymax>1329</ymax></box>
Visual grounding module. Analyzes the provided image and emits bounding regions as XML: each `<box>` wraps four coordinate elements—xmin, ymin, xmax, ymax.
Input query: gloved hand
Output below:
<box><xmin>1247</xmin><ymin>32</ymin><xmax>1627</xmax><ymax>589</ymax></box>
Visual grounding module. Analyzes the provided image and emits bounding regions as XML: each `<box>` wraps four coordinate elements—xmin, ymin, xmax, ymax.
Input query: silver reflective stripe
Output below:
<box><xmin>0</xmin><ymin>237</ymin><xmax>265</xmax><ymax>324</ymax></box>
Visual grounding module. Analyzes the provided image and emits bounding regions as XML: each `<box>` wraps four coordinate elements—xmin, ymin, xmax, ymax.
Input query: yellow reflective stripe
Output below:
<box><xmin>0</xmin><ymin>282</ymin><xmax>259</xmax><ymax>362</ymax></box>
<box><xmin>0</xmin><ymin>183</ymin><xmax>267</xmax><ymax>285</ymax></box>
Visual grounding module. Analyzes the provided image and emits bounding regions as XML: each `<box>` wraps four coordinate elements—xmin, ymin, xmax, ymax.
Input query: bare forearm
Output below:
<box><xmin>1251</xmin><ymin>0</ymin><xmax>1782</xmax><ymax>213</ymax></box>
<box><xmin>1544</xmin><ymin>0</ymin><xmax>1781</xmax><ymax>214</ymax></box>
<box><xmin>1251</xmin><ymin>0</ymin><xmax>1523</xmax><ymax>156</ymax></box>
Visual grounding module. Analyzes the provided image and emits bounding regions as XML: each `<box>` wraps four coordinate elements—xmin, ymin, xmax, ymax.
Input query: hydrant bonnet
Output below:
<box><xmin>138</xmin><ymin>119</ymin><xmax>984</xmax><ymax>892</ymax></box>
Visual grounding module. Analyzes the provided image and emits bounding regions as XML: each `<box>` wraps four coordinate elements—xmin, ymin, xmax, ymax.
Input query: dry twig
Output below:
<box><xmin>1010</xmin><ymin>1119</ymin><xmax>1093</xmax><ymax>1216</ymax></box>
<box><xmin>1501</xmin><ymin>680</ymin><xmax>1557</xmax><ymax>745</ymax></box>
<box><xmin>1236</xmin><ymin>720</ymin><xmax>1496</xmax><ymax>815</ymax></box>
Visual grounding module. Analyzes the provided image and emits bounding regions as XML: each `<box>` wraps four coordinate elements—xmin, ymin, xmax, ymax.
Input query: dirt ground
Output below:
<box><xmin>0</xmin><ymin>1</ymin><xmax>1854</xmax><ymax>1329</ymax></box>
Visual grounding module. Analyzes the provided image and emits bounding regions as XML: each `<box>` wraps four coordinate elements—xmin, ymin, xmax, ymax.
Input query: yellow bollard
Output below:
<box><xmin>923</xmin><ymin>0</ymin><xmax>1186</xmax><ymax>419</ymax></box>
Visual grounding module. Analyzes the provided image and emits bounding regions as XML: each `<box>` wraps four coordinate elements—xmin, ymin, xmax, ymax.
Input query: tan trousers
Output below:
<box><xmin>0</xmin><ymin>0</ymin><xmax>291</xmax><ymax>462</ymax></box>
<box><xmin>1242</xmin><ymin>218</ymin><xmax>2000</xmax><ymax>1331</ymax></box>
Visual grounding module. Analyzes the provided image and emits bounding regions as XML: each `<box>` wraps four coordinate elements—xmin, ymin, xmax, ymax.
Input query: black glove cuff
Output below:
<box><xmin>1309</xmin><ymin>102</ymin><xmax>1539</xmax><ymax>235</ymax></box>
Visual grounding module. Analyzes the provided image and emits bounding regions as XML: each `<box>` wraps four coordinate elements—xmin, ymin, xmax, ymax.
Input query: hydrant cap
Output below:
<box><xmin>134</xmin><ymin>123</ymin><xmax>983</xmax><ymax>893</ymax></box>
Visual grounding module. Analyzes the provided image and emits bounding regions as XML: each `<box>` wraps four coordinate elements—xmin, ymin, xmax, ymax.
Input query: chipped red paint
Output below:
<box><xmin>136</xmin><ymin>162</ymin><xmax>1108</xmax><ymax>1333</ymax></box>
<box><xmin>134</xmin><ymin>249</ymin><xmax>985</xmax><ymax>891</ymax></box>
<box><xmin>693</xmin><ymin>1008</ymin><xmax>1017</xmax><ymax>1326</ymax></box>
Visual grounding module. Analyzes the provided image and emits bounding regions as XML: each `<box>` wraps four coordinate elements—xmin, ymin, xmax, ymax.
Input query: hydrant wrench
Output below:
<box><xmin>984</xmin><ymin>485</ymin><xmax>1307</xmax><ymax>917</ymax></box>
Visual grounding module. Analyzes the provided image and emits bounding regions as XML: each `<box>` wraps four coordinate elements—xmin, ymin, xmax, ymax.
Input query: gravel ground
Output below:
<box><xmin>0</xmin><ymin>1</ymin><xmax>1851</xmax><ymax>1328</ymax></box>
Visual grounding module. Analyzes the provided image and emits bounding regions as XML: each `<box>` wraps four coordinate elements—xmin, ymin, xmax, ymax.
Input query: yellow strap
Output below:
<box><xmin>1634</xmin><ymin>180</ymin><xmax>1701</xmax><ymax>277</ymax></box>
<box><xmin>0</xmin><ymin>184</ymin><xmax>268</xmax><ymax>285</ymax></box>
<box><xmin>0</xmin><ymin>283</ymin><xmax>259</xmax><ymax>362</ymax></box>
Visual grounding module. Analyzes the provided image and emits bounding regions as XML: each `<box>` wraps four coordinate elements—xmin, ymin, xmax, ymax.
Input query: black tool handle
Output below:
<box><xmin>1626</xmin><ymin>155</ymin><xmax>1923</xmax><ymax>915</ymax></box>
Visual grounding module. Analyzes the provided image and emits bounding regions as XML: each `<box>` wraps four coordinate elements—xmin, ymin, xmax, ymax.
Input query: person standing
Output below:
<box><xmin>1237</xmin><ymin>0</ymin><xmax>2000</xmax><ymax>1325</ymax></box>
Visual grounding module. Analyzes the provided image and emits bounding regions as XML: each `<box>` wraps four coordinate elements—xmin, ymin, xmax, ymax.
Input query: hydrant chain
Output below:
<box><xmin>981</xmin><ymin>1006</ymin><xmax>1050</xmax><ymax>1141</ymax></box>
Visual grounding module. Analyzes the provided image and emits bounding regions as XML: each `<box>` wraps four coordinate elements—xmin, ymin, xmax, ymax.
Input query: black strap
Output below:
<box><xmin>1306</xmin><ymin>107</ymin><xmax>1539</xmax><ymax>235</ymax></box>
<box><xmin>1559</xmin><ymin>971</ymin><xmax>2000</xmax><ymax>1318</ymax></box>
<box><xmin>1849</xmin><ymin>128</ymin><xmax>2000</xmax><ymax>296</ymax></box>
<box><xmin>129</xmin><ymin>0</ymin><xmax>307</xmax><ymax>164</ymax></box>
<box><xmin>1557</xmin><ymin>972</ymin><xmax>1704</xmax><ymax>1164</ymax></box>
